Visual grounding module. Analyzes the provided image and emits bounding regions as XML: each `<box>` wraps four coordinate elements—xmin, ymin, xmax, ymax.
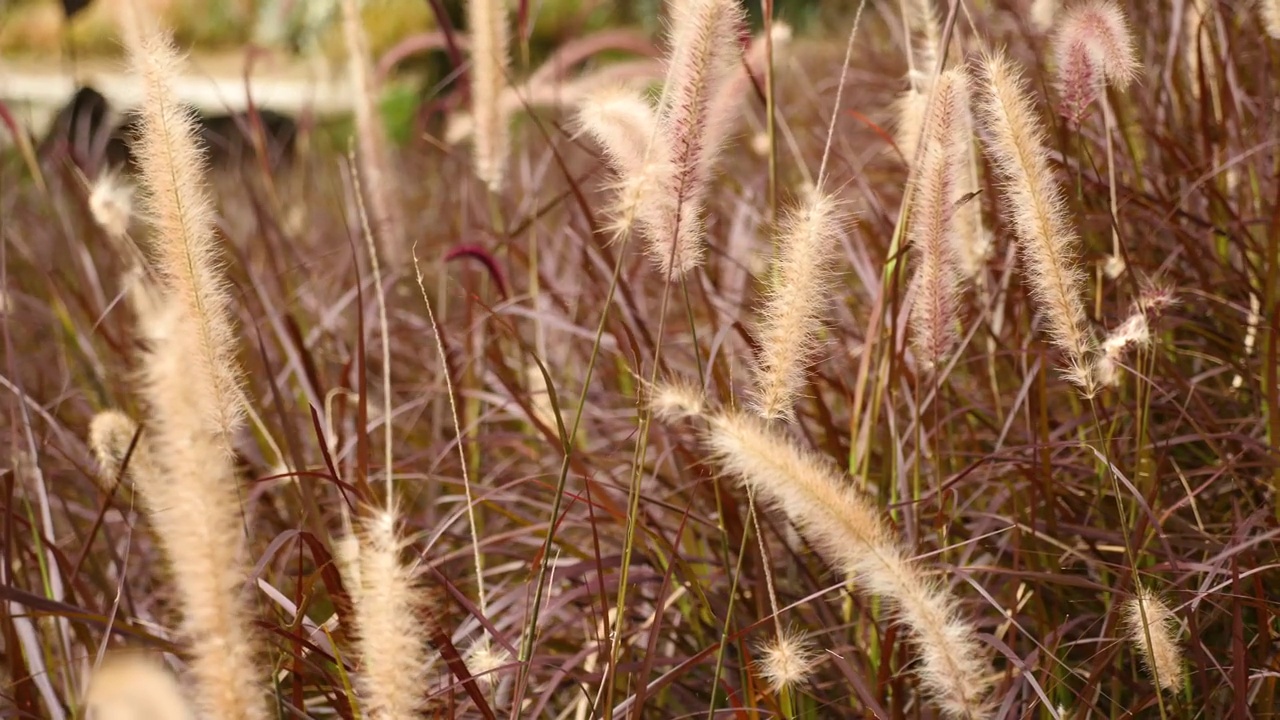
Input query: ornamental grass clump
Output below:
<box><xmin>577</xmin><ymin>0</ymin><xmax>746</xmax><ymax>278</ymax></box>
<box><xmin>653</xmin><ymin>388</ymin><xmax>993</xmax><ymax>719</ymax></box>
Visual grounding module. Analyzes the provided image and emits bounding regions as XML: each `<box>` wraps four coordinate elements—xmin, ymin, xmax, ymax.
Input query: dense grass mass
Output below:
<box><xmin>2</xmin><ymin>0</ymin><xmax>1278</xmax><ymax>718</ymax></box>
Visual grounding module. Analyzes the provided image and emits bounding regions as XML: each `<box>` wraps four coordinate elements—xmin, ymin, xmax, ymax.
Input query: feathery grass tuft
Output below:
<box><xmin>907</xmin><ymin>69</ymin><xmax>970</xmax><ymax>371</ymax></box>
<box><xmin>576</xmin><ymin>0</ymin><xmax>744</xmax><ymax>277</ymax></box>
<box><xmin>750</xmin><ymin>190</ymin><xmax>843</xmax><ymax>421</ymax></box>
<box><xmin>904</xmin><ymin>0</ymin><xmax>941</xmax><ymax>84</ymax></box>
<box><xmin>1031</xmin><ymin>0</ymin><xmax>1061</xmax><ymax>32</ymax></box>
<box><xmin>658</xmin><ymin>399</ymin><xmax>993</xmax><ymax>718</ymax></box>
<box><xmin>755</xmin><ymin>628</ymin><xmax>818</xmax><ymax>693</ymax></box>
<box><xmin>464</xmin><ymin>637</ymin><xmax>512</xmax><ymax>689</ymax></box>
<box><xmin>648</xmin><ymin>0</ymin><xmax>746</xmax><ymax>277</ymax></box>
<box><xmin>894</xmin><ymin>87</ymin><xmax>930</xmax><ymax>167</ymax></box>
<box><xmin>1052</xmin><ymin>0</ymin><xmax>1140</xmax><ymax>124</ymax></box>
<box><xmin>1260</xmin><ymin>0</ymin><xmax>1280</xmax><ymax>39</ymax></box>
<box><xmin>338</xmin><ymin>511</ymin><xmax>435</xmax><ymax>719</ymax></box>
<box><xmin>88</xmin><ymin>171</ymin><xmax>134</xmax><ymax>240</ymax></box>
<box><xmin>84</xmin><ymin>652</ymin><xmax>196</xmax><ymax>720</ymax></box>
<box><xmin>87</xmin><ymin>410</ymin><xmax>140</xmax><ymax>492</ymax></box>
<box><xmin>976</xmin><ymin>50</ymin><xmax>1097</xmax><ymax>395</ymax></box>
<box><xmin>1095</xmin><ymin>312</ymin><xmax>1150</xmax><ymax>387</ymax></box>
<box><xmin>342</xmin><ymin>0</ymin><xmax>406</xmax><ymax>263</ymax></box>
<box><xmin>126</xmin><ymin>22</ymin><xmax>244</xmax><ymax>436</ymax></box>
<box><xmin>1123</xmin><ymin>585</ymin><xmax>1184</xmax><ymax>691</ymax></box>
<box><xmin>468</xmin><ymin>0</ymin><xmax>511</xmax><ymax>190</ymax></box>
<box><xmin>576</xmin><ymin>88</ymin><xmax>663</xmax><ymax>188</ymax></box>
<box><xmin>123</xmin><ymin>19</ymin><xmax>266</xmax><ymax>720</ymax></box>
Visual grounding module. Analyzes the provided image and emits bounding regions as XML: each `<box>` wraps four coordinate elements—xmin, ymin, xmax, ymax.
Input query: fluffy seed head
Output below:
<box><xmin>1260</xmin><ymin>0</ymin><xmax>1280</xmax><ymax>39</ymax></box>
<box><xmin>1052</xmin><ymin>1</ymin><xmax>1140</xmax><ymax>124</ymax></box>
<box><xmin>469</xmin><ymin>0</ymin><xmax>511</xmax><ymax>190</ymax></box>
<box><xmin>749</xmin><ymin>191</ymin><xmax>844</xmax><ymax>421</ymax></box>
<box><xmin>1031</xmin><ymin>0</ymin><xmax>1060</xmax><ymax>32</ymax></box>
<box><xmin>1095</xmin><ymin>308</ymin><xmax>1152</xmax><ymax>386</ymax></box>
<box><xmin>341</xmin><ymin>0</ymin><xmax>405</xmax><ymax>263</ymax></box>
<box><xmin>84</xmin><ymin>652</ymin><xmax>195</xmax><ymax>720</ymax></box>
<box><xmin>576</xmin><ymin>87</ymin><xmax>664</xmax><ymax>185</ymax></box>
<box><xmin>125</xmin><ymin>18</ymin><xmax>265</xmax><ymax>720</ymax></box>
<box><xmin>89</xmin><ymin>172</ymin><xmax>134</xmax><ymax>239</ymax></box>
<box><xmin>126</xmin><ymin>21</ymin><xmax>244</xmax><ymax>436</ymax></box>
<box><xmin>675</xmin><ymin>407</ymin><xmax>992</xmax><ymax>717</ymax></box>
<box><xmin>648</xmin><ymin>0</ymin><xmax>747</xmax><ymax>277</ymax></box>
<box><xmin>976</xmin><ymin>50</ymin><xmax>1097</xmax><ymax>395</ymax></box>
<box><xmin>340</xmin><ymin>511</ymin><xmax>435</xmax><ymax>719</ymax></box>
<box><xmin>650</xmin><ymin>382</ymin><xmax>705</xmax><ymax>420</ymax></box>
<box><xmin>894</xmin><ymin>87</ymin><xmax>930</xmax><ymax>167</ymax></box>
<box><xmin>756</xmin><ymin>629</ymin><xmax>818</xmax><ymax>693</ymax></box>
<box><xmin>905</xmin><ymin>0</ymin><xmax>941</xmax><ymax>84</ymax></box>
<box><xmin>464</xmin><ymin>637</ymin><xmax>511</xmax><ymax>688</ymax></box>
<box><xmin>1123</xmin><ymin>585</ymin><xmax>1184</xmax><ymax>691</ymax></box>
<box><xmin>88</xmin><ymin>410</ymin><xmax>139</xmax><ymax>492</ymax></box>
<box><xmin>906</xmin><ymin>69</ymin><xmax>971</xmax><ymax>372</ymax></box>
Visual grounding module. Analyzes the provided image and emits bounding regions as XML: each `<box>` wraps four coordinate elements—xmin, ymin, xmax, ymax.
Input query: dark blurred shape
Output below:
<box><xmin>37</xmin><ymin>85</ymin><xmax>114</xmax><ymax>173</ymax></box>
<box><xmin>202</xmin><ymin>110</ymin><xmax>299</xmax><ymax>168</ymax></box>
<box><xmin>107</xmin><ymin>109</ymin><xmax>299</xmax><ymax>170</ymax></box>
<box><xmin>62</xmin><ymin>0</ymin><xmax>93</xmax><ymax>19</ymax></box>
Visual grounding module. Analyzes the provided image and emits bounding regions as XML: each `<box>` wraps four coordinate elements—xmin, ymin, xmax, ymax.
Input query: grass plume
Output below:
<box><xmin>84</xmin><ymin>653</ymin><xmax>196</xmax><ymax>720</ymax></box>
<box><xmin>341</xmin><ymin>0</ymin><xmax>406</xmax><ymax>263</ymax></box>
<box><xmin>1261</xmin><ymin>0</ymin><xmax>1280</xmax><ymax>39</ymax></box>
<box><xmin>655</xmin><ymin>392</ymin><xmax>992</xmax><ymax>718</ymax></box>
<box><xmin>122</xmin><ymin>17</ymin><xmax>265</xmax><ymax>720</ymax></box>
<box><xmin>1052</xmin><ymin>0</ymin><xmax>1140</xmax><ymax>124</ymax></box>
<box><xmin>87</xmin><ymin>409</ymin><xmax>144</xmax><ymax>492</ymax></box>
<box><xmin>907</xmin><ymin>68</ymin><xmax>970</xmax><ymax>371</ymax></box>
<box><xmin>337</xmin><ymin>512</ymin><xmax>435</xmax><ymax>719</ymax></box>
<box><xmin>1123</xmin><ymin>585</ymin><xmax>1184</xmax><ymax>691</ymax></box>
<box><xmin>976</xmin><ymin>50</ymin><xmax>1097</xmax><ymax>395</ymax></box>
<box><xmin>647</xmin><ymin>0</ymin><xmax>747</xmax><ymax>277</ymax></box>
<box><xmin>468</xmin><ymin>0</ymin><xmax>511</xmax><ymax>190</ymax></box>
<box><xmin>749</xmin><ymin>190</ymin><xmax>843</xmax><ymax>421</ymax></box>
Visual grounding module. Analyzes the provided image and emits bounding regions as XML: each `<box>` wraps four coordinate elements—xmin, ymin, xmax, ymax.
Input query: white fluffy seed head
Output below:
<box><xmin>468</xmin><ymin>0</ymin><xmax>511</xmax><ymax>190</ymax></box>
<box><xmin>84</xmin><ymin>652</ymin><xmax>196</xmax><ymax>720</ymax></box>
<box><xmin>976</xmin><ymin>50</ymin><xmax>1097</xmax><ymax>396</ymax></box>
<box><xmin>906</xmin><ymin>69</ymin><xmax>971</xmax><ymax>372</ymax></box>
<box><xmin>648</xmin><ymin>0</ymin><xmax>747</xmax><ymax>278</ymax></box>
<box><xmin>749</xmin><ymin>191</ymin><xmax>845</xmax><ymax>421</ymax></box>
<box><xmin>89</xmin><ymin>171</ymin><xmax>134</xmax><ymax>239</ymax></box>
<box><xmin>576</xmin><ymin>87</ymin><xmax>663</xmax><ymax>182</ymax></box>
<box><xmin>88</xmin><ymin>410</ymin><xmax>139</xmax><ymax>492</ymax></box>
<box><xmin>1095</xmin><ymin>311</ymin><xmax>1151</xmax><ymax>386</ymax></box>
<box><xmin>756</xmin><ymin>629</ymin><xmax>818</xmax><ymax>693</ymax></box>
<box><xmin>675</xmin><ymin>407</ymin><xmax>993</xmax><ymax>718</ymax></box>
<box><xmin>464</xmin><ymin>637</ymin><xmax>511</xmax><ymax>689</ymax></box>
<box><xmin>1052</xmin><ymin>0</ymin><xmax>1140</xmax><ymax>123</ymax></box>
<box><xmin>1031</xmin><ymin>0</ymin><xmax>1060</xmax><ymax>32</ymax></box>
<box><xmin>341</xmin><ymin>511</ymin><xmax>436</xmax><ymax>719</ymax></box>
<box><xmin>1123</xmin><ymin>585</ymin><xmax>1184</xmax><ymax>691</ymax></box>
<box><xmin>650</xmin><ymin>382</ymin><xmax>705</xmax><ymax>420</ymax></box>
<box><xmin>1263</xmin><ymin>0</ymin><xmax>1280</xmax><ymax>39</ymax></box>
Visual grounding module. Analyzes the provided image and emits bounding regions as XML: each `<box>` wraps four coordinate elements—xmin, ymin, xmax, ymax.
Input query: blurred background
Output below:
<box><xmin>0</xmin><ymin>0</ymin><xmax>847</xmax><ymax>157</ymax></box>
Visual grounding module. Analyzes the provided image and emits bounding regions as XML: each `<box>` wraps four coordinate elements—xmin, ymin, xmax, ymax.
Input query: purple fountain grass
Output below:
<box><xmin>749</xmin><ymin>189</ymin><xmax>844</xmax><ymax>421</ymax></box>
<box><xmin>907</xmin><ymin>68</ymin><xmax>970</xmax><ymax>372</ymax></box>
<box><xmin>122</xmin><ymin>14</ymin><xmax>266</xmax><ymax>720</ymax></box>
<box><xmin>1051</xmin><ymin>0</ymin><xmax>1139</xmax><ymax>124</ymax></box>
<box><xmin>976</xmin><ymin>50</ymin><xmax>1098</xmax><ymax>395</ymax></box>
